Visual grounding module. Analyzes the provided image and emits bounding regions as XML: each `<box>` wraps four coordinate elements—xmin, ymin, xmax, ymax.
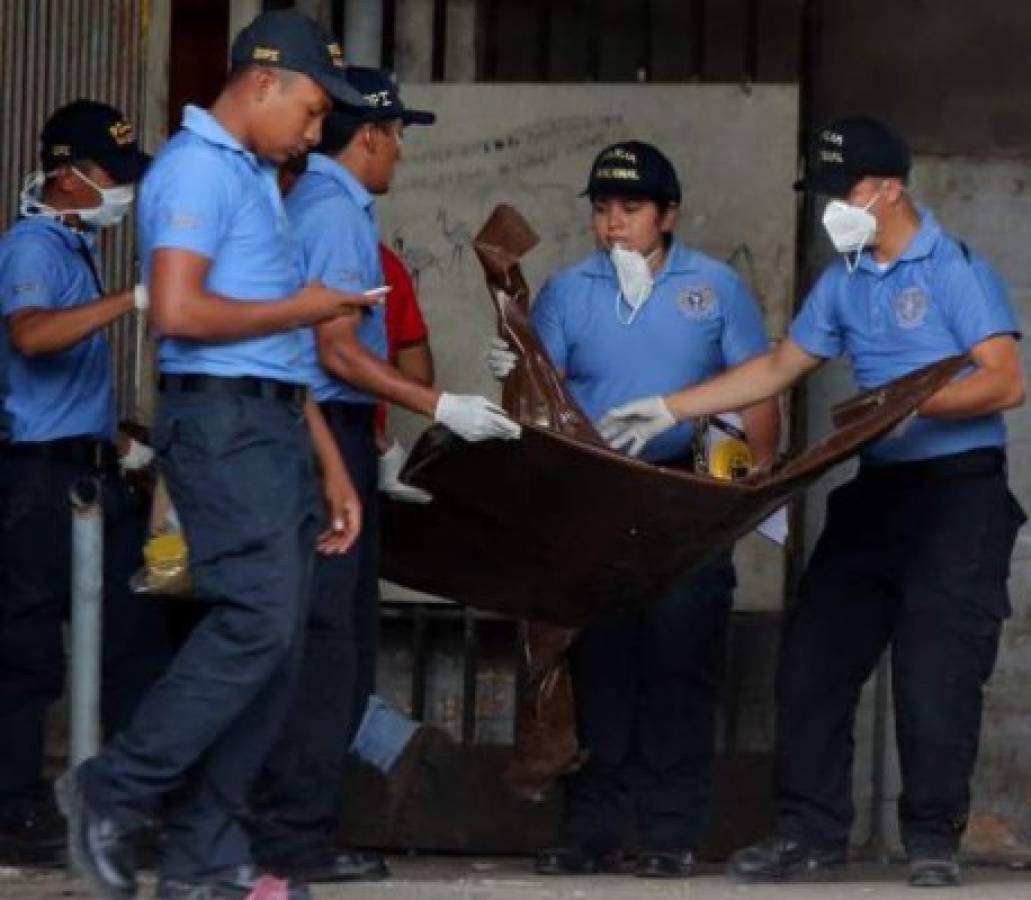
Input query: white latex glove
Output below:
<box><xmin>132</xmin><ymin>283</ymin><xmax>148</xmax><ymax>311</ymax></box>
<box><xmin>434</xmin><ymin>392</ymin><xmax>522</xmax><ymax>442</ymax></box>
<box><xmin>378</xmin><ymin>440</ymin><xmax>433</xmax><ymax>504</ymax></box>
<box><xmin>486</xmin><ymin>336</ymin><xmax>518</xmax><ymax>380</ymax></box>
<box><xmin>119</xmin><ymin>437</ymin><xmax>155</xmax><ymax>471</ymax></box>
<box><xmin>598</xmin><ymin>396</ymin><xmax>677</xmax><ymax>457</ymax></box>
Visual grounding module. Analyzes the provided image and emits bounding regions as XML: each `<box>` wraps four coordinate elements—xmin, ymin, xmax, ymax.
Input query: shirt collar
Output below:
<box><xmin>582</xmin><ymin>239</ymin><xmax>697</xmax><ymax>280</ymax></box>
<box><xmin>898</xmin><ymin>208</ymin><xmax>942</xmax><ymax>262</ymax></box>
<box><xmin>856</xmin><ymin>207</ymin><xmax>941</xmax><ymax>276</ymax></box>
<box><xmin>16</xmin><ymin>214</ymin><xmax>91</xmax><ymax>252</ymax></box>
<box><xmin>306</xmin><ymin>153</ymin><xmax>375</xmax><ymax>212</ymax></box>
<box><xmin>181</xmin><ymin>105</ymin><xmax>259</xmax><ymax>169</ymax></box>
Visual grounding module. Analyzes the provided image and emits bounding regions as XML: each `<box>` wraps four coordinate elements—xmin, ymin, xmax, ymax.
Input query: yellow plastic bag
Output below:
<box><xmin>130</xmin><ymin>477</ymin><xmax>192</xmax><ymax>595</ymax></box>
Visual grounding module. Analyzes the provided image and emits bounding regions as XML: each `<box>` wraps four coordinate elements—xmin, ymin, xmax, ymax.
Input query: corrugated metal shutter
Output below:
<box><xmin>0</xmin><ymin>0</ymin><xmax>151</xmax><ymax>420</ymax></box>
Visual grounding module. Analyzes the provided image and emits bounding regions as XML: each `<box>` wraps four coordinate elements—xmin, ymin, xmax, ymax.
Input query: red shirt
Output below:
<box><xmin>377</xmin><ymin>245</ymin><xmax>430</xmax><ymax>433</ymax></box>
<box><xmin>381</xmin><ymin>244</ymin><xmax>429</xmax><ymax>357</ymax></box>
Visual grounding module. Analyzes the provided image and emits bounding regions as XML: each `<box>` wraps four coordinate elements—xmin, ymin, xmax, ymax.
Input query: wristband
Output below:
<box><xmin>133</xmin><ymin>283</ymin><xmax>149</xmax><ymax>311</ymax></box>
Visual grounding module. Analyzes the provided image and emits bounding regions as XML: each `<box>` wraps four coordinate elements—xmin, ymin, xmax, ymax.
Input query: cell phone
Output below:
<box><xmin>363</xmin><ymin>285</ymin><xmax>392</xmax><ymax>300</ymax></box>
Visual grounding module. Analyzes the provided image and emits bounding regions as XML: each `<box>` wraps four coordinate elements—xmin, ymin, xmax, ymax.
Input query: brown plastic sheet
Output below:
<box><xmin>380</xmin><ymin>204</ymin><xmax>969</xmax><ymax>798</ymax></box>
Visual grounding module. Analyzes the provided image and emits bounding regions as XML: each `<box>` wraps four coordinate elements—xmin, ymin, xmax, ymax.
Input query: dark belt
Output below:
<box><xmin>159</xmin><ymin>373</ymin><xmax>307</xmax><ymax>406</ymax></box>
<box><xmin>0</xmin><ymin>435</ymin><xmax>118</xmax><ymax>470</ymax></box>
<box><xmin>318</xmin><ymin>400</ymin><xmax>377</xmax><ymax>427</ymax></box>
<box><xmin>859</xmin><ymin>445</ymin><xmax>1006</xmax><ymax>481</ymax></box>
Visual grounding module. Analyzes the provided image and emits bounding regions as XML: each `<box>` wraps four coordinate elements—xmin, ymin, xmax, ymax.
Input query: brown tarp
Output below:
<box><xmin>380</xmin><ymin>204</ymin><xmax>969</xmax><ymax>797</ymax></box>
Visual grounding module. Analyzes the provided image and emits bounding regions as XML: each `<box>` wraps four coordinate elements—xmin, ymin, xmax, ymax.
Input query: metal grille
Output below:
<box><xmin>0</xmin><ymin>0</ymin><xmax>151</xmax><ymax>420</ymax></box>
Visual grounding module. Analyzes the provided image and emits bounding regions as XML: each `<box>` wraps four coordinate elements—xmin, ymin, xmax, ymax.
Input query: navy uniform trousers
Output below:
<box><xmin>80</xmin><ymin>391</ymin><xmax>321</xmax><ymax>881</ymax></box>
<box><xmin>563</xmin><ymin>553</ymin><xmax>736</xmax><ymax>854</ymax></box>
<box><xmin>250</xmin><ymin>401</ymin><xmax>381</xmax><ymax>869</ymax></box>
<box><xmin>775</xmin><ymin>447</ymin><xmax>1025</xmax><ymax>857</ymax></box>
<box><xmin>0</xmin><ymin>447</ymin><xmax>172</xmax><ymax>821</ymax></box>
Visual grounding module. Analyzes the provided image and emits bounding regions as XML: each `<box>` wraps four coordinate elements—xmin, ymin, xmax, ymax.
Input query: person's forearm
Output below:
<box><xmin>152</xmin><ymin>289</ymin><xmax>322</xmax><ymax>342</ymax></box>
<box><xmin>741</xmin><ymin>398</ymin><xmax>780</xmax><ymax>468</ymax></box>
<box><xmin>8</xmin><ymin>292</ymin><xmax>132</xmax><ymax>356</ymax></box>
<box><xmin>396</xmin><ymin>343</ymin><xmax>435</xmax><ymax>387</ymax></box>
<box><xmin>304</xmin><ymin>395</ymin><xmax>349</xmax><ymax>480</ymax></box>
<box><xmin>665</xmin><ymin>351</ymin><xmax>799</xmax><ymax>422</ymax></box>
<box><xmin>321</xmin><ymin>338</ymin><xmax>441</xmax><ymax>417</ymax></box>
<box><xmin>919</xmin><ymin>368</ymin><xmax>1025</xmax><ymax>419</ymax></box>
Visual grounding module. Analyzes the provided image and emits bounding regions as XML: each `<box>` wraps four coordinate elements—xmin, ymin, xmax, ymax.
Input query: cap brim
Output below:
<box><xmin>308</xmin><ymin>67</ymin><xmax>369</xmax><ymax>107</ymax></box>
<box><xmin>102</xmin><ymin>148</ymin><xmax>153</xmax><ymax>184</ymax></box>
<box><xmin>793</xmin><ymin>168</ymin><xmax>860</xmax><ymax>197</ymax></box>
<box><xmin>332</xmin><ymin>105</ymin><xmax>436</xmax><ymax>126</ymax></box>
<box><xmin>401</xmin><ymin>108</ymin><xmax>436</xmax><ymax>126</ymax></box>
<box><xmin>579</xmin><ymin>183</ymin><xmax>673</xmax><ymax>202</ymax></box>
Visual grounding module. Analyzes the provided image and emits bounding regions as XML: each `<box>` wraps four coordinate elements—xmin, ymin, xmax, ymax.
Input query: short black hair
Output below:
<box><xmin>591</xmin><ymin>192</ymin><xmax>676</xmax><ymax>219</ymax></box>
<box><xmin>317</xmin><ymin>116</ymin><xmax>397</xmax><ymax>157</ymax></box>
<box><xmin>317</xmin><ymin>116</ymin><xmax>364</xmax><ymax>156</ymax></box>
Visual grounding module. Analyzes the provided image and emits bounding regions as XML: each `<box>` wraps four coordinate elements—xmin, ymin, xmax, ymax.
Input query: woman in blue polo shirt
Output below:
<box><xmin>489</xmin><ymin>140</ymin><xmax>779</xmax><ymax>877</ymax></box>
<box><xmin>602</xmin><ymin>117</ymin><xmax>1026</xmax><ymax>889</ymax></box>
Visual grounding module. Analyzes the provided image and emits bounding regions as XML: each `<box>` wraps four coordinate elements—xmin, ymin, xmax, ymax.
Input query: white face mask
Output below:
<box><xmin>73</xmin><ymin>167</ymin><xmax>134</xmax><ymax>228</ymax></box>
<box><xmin>821</xmin><ymin>190</ymin><xmax>882</xmax><ymax>272</ymax></box>
<box><xmin>611</xmin><ymin>243</ymin><xmax>659</xmax><ymax>324</ymax></box>
<box><xmin>19</xmin><ymin>167</ymin><xmax>133</xmax><ymax>229</ymax></box>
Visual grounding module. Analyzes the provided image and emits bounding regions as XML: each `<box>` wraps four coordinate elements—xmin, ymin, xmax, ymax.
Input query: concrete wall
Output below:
<box><xmin>375</xmin><ymin>83</ymin><xmax>799</xmax><ymax>613</ymax></box>
<box><xmin>809</xmin><ymin>0</ymin><xmax>1031</xmax><ymax>157</ymax></box>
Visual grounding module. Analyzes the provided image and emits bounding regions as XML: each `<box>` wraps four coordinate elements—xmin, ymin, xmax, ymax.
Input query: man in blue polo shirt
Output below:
<box><xmin>0</xmin><ymin>100</ymin><xmax>171</xmax><ymax>866</ymax></box>
<box><xmin>250</xmin><ymin>66</ymin><xmax>519</xmax><ymax>885</ymax></box>
<box><xmin>488</xmin><ymin>141</ymin><xmax>779</xmax><ymax>878</ymax></box>
<box><xmin>60</xmin><ymin>12</ymin><xmax>380</xmax><ymax>900</ymax></box>
<box><xmin>601</xmin><ymin>117</ymin><xmax>1026</xmax><ymax>888</ymax></box>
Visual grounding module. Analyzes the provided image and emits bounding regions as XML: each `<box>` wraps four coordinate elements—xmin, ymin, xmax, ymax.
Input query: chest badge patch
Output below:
<box><xmin>677</xmin><ymin>285</ymin><xmax>717</xmax><ymax>320</ymax></box>
<box><xmin>893</xmin><ymin>287</ymin><xmax>929</xmax><ymax>329</ymax></box>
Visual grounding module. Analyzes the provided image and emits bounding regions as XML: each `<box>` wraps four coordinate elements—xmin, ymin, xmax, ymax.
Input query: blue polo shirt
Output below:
<box><xmin>533</xmin><ymin>242</ymin><xmax>770</xmax><ymax>462</ymax></box>
<box><xmin>287</xmin><ymin>153</ymin><xmax>387</xmax><ymax>405</ymax></box>
<box><xmin>791</xmin><ymin>210</ymin><xmax>1020</xmax><ymax>463</ymax></box>
<box><xmin>139</xmin><ymin>105</ymin><xmax>306</xmax><ymax>383</ymax></box>
<box><xmin>0</xmin><ymin>217</ymin><xmax>115</xmax><ymax>442</ymax></box>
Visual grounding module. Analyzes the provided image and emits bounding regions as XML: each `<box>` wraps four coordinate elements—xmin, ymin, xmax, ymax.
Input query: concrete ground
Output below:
<box><xmin>3</xmin><ymin>858</ymin><xmax>1030</xmax><ymax>900</ymax></box>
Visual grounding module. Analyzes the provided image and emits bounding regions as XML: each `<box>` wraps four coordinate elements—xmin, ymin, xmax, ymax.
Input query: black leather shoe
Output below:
<box><xmin>635</xmin><ymin>849</ymin><xmax>696</xmax><ymax>878</ymax></box>
<box><xmin>56</xmin><ymin>768</ymin><xmax>137</xmax><ymax>899</ymax></box>
<box><xmin>290</xmin><ymin>849</ymin><xmax>390</xmax><ymax>883</ymax></box>
<box><xmin>157</xmin><ymin>865</ymin><xmax>312</xmax><ymax>899</ymax></box>
<box><xmin>535</xmin><ymin>846</ymin><xmax>623</xmax><ymax>875</ymax></box>
<box><xmin>909</xmin><ymin>856</ymin><xmax>961</xmax><ymax>887</ymax></box>
<box><xmin>727</xmin><ymin>835</ymin><xmax>847</xmax><ymax>882</ymax></box>
<box><xmin>0</xmin><ymin>793</ymin><xmax>67</xmax><ymax>866</ymax></box>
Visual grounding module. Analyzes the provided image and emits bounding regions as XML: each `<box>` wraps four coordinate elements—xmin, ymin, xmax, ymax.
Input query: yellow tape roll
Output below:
<box><xmin>710</xmin><ymin>438</ymin><xmax>753</xmax><ymax>480</ymax></box>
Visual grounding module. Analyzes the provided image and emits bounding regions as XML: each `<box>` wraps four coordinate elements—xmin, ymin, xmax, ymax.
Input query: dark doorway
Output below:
<box><xmin>168</xmin><ymin>0</ymin><xmax>230</xmax><ymax>135</ymax></box>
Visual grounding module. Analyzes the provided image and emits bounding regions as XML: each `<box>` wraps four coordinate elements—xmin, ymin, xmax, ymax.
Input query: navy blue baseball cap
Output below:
<box><xmin>331</xmin><ymin>66</ymin><xmax>436</xmax><ymax>126</ymax></box>
<box><xmin>795</xmin><ymin>116</ymin><xmax>911</xmax><ymax>196</ymax></box>
<box><xmin>41</xmin><ymin>100</ymin><xmax>151</xmax><ymax>183</ymax></box>
<box><xmin>230</xmin><ymin>10</ymin><xmax>367</xmax><ymax>107</ymax></box>
<box><xmin>581</xmin><ymin>141</ymin><xmax>681</xmax><ymax>205</ymax></box>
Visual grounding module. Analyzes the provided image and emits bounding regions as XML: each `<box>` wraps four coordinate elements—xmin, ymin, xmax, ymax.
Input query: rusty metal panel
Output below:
<box><xmin>0</xmin><ymin>0</ymin><xmax>152</xmax><ymax>420</ymax></box>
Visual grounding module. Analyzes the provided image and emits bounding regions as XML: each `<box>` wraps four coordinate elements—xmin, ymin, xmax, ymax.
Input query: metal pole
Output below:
<box><xmin>228</xmin><ymin>0</ymin><xmax>263</xmax><ymax>51</ymax></box>
<box><xmin>345</xmin><ymin>0</ymin><xmax>384</xmax><ymax>67</ymax></box>
<box><xmin>444</xmin><ymin>0</ymin><xmax>476</xmax><ymax>82</ymax></box>
<box><xmin>295</xmin><ymin>0</ymin><xmax>335</xmax><ymax>30</ymax></box>
<box><xmin>394</xmin><ymin>0</ymin><xmax>434</xmax><ymax>81</ymax></box>
<box><xmin>69</xmin><ymin>477</ymin><xmax>103</xmax><ymax>768</ymax></box>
